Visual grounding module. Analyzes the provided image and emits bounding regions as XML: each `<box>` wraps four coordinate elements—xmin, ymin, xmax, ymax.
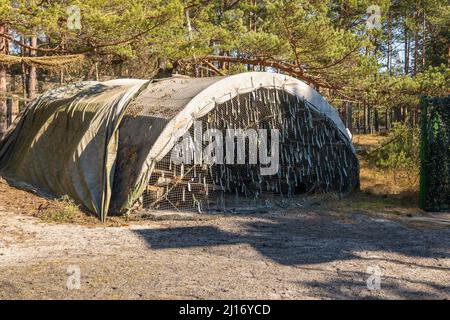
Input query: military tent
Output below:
<box><xmin>0</xmin><ymin>72</ymin><xmax>359</xmax><ymax>221</ymax></box>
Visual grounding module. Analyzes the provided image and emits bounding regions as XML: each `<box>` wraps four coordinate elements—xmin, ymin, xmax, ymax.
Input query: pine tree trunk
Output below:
<box><xmin>363</xmin><ymin>102</ymin><xmax>367</xmax><ymax>134</ymax></box>
<box><xmin>448</xmin><ymin>45</ymin><xmax>450</xmax><ymax>67</ymax></box>
<box><xmin>20</xmin><ymin>36</ymin><xmax>27</xmax><ymax>100</ymax></box>
<box><xmin>26</xmin><ymin>35</ymin><xmax>37</xmax><ymax>100</ymax></box>
<box><xmin>404</xmin><ymin>14</ymin><xmax>410</xmax><ymax>75</ymax></box>
<box><xmin>387</xmin><ymin>10</ymin><xmax>392</xmax><ymax>75</ymax></box>
<box><xmin>346</xmin><ymin>102</ymin><xmax>353</xmax><ymax>133</ymax></box>
<box><xmin>422</xmin><ymin>11</ymin><xmax>426</xmax><ymax>69</ymax></box>
<box><xmin>385</xmin><ymin>107</ymin><xmax>390</xmax><ymax>132</ymax></box>
<box><xmin>94</xmin><ymin>62</ymin><xmax>99</xmax><ymax>81</ymax></box>
<box><xmin>0</xmin><ymin>24</ymin><xmax>8</xmax><ymax>138</ymax></box>
<box><xmin>356</xmin><ymin>103</ymin><xmax>360</xmax><ymax>134</ymax></box>
<box><xmin>393</xmin><ymin>107</ymin><xmax>402</xmax><ymax>123</ymax></box>
<box><xmin>374</xmin><ymin>108</ymin><xmax>379</xmax><ymax>132</ymax></box>
<box><xmin>414</xmin><ymin>10</ymin><xmax>419</xmax><ymax>75</ymax></box>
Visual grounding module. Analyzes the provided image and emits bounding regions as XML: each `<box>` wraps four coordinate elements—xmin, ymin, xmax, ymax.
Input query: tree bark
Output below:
<box><xmin>357</xmin><ymin>103</ymin><xmax>361</xmax><ymax>134</ymax></box>
<box><xmin>60</xmin><ymin>69</ymin><xmax>65</xmax><ymax>85</ymax></box>
<box><xmin>20</xmin><ymin>36</ymin><xmax>27</xmax><ymax>100</ymax></box>
<box><xmin>346</xmin><ymin>102</ymin><xmax>353</xmax><ymax>133</ymax></box>
<box><xmin>414</xmin><ymin>10</ymin><xmax>419</xmax><ymax>75</ymax></box>
<box><xmin>387</xmin><ymin>10</ymin><xmax>392</xmax><ymax>75</ymax></box>
<box><xmin>7</xmin><ymin>95</ymin><xmax>18</xmax><ymax>126</ymax></box>
<box><xmin>367</xmin><ymin>105</ymin><xmax>372</xmax><ymax>133</ymax></box>
<box><xmin>422</xmin><ymin>10</ymin><xmax>426</xmax><ymax>70</ymax></box>
<box><xmin>404</xmin><ymin>14</ymin><xmax>410</xmax><ymax>75</ymax></box>
<box><xmin>26</xmin><ymin>35</ymin><xmax>37</xmax><ymax>100</ymax></box>
<box><xmin>374</xmin><ymin>108</ymin><xmax>379</xmax><ymax>132</ymax></box>
<box><xmin>385</xmin><ymin>107</ymin><xmax>390</xmax><ymax>131</ymax></box>
<box><xmin>0</xmin><ymin>24</ymin><xmax>8</xmax><ymax>138</ymax></box>
<box><xmin>394</xmin><ymin>107</ymin><xmax>402</xmax><ymax>123</ymax></box>
<box><xmin>448</xmin><ymin>45</ymin><xmax>450</xmax><ymax>67</ymax></box>
<box><xmin>363</xmin><ymin>102</ymin><xmax>368</xmax><ymax>134</ymax></box>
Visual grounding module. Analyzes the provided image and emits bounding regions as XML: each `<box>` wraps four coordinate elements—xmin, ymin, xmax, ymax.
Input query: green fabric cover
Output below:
<box><xmin>0</xmin><ymin>80</ymin><xmax>147</xmax><ymax>221</ymax></box>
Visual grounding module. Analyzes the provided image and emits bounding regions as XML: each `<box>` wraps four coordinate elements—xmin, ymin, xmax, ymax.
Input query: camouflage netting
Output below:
<box><xmin>0</xmin><ymin>72</ymin><xmax>359</xmax><ymax>221</ymax></box>
<box><xmin>419</xmin><ymin>96</ymin><xmax>450</xmax><ymax>212</ymax></box>
<box><xmin>0</xmin><ymin>54</ymin><xmax>84</xmax><ymax>70</ymax></box>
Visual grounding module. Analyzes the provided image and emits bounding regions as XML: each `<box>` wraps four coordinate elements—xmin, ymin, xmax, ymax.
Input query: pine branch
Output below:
<box><xmin>201</xmin><ymin>55</ymin><xmax>336</xmax><ymax>89</ymax></box>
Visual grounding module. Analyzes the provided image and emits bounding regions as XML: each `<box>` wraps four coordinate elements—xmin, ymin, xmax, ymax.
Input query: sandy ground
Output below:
<box><xmin>0</xmin><ymin>181</ymin><xmax>449</xmax><ymax>300</ymax></box>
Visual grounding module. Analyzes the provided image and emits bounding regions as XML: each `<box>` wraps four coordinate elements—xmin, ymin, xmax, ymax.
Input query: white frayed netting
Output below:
<box><xmin>138</xmin><ymin>87</ymin><xmax>358</xmax><ymax>213</ymax></box>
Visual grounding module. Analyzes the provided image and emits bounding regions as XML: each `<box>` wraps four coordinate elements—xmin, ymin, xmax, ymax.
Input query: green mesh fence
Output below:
<box><xmin>419</xmin><ymin>96</ymin><xmax>450</xmax><ymax>212</ymax></box>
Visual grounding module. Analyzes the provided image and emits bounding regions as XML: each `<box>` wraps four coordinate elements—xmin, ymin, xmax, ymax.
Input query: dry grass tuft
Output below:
<box><xmin>35</xmin><ymin>196</ymin><xmax>96</xmax><ymax>224</ymax></box>
<box><xmin>353</xmin><ymin>134</ymin><xmax>419</xmax><ymax>196</ymax></box>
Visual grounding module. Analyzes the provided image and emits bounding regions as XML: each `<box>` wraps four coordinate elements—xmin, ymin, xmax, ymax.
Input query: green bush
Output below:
<box><xmin>368</xmin><ymin>123</ymin><xmax>420</xmax><ymax>184</ymax></box>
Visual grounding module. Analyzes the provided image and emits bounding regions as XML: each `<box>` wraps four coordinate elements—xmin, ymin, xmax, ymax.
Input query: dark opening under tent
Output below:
<box><xmin>0</xmin><ymin>72</ymin><xmax>359</xmax><ymax>221</ymax></box>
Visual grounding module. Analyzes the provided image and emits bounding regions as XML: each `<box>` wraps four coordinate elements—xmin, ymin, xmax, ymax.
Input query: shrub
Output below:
<box><xmin>368</xmin><ymin>123</ymin><xmax>420</xmax><ymax>185</ymax></box>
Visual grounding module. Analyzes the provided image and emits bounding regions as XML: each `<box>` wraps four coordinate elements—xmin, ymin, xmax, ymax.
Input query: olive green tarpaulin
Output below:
<box><xmin>0</xmin><ymin>79</ymin><xmax>148</xmax><ymax>221</ymax></box>
<box><xmin>419</xmin><ymin>96</ymin><xmax>450</xmax><ymax>212</ymax></box>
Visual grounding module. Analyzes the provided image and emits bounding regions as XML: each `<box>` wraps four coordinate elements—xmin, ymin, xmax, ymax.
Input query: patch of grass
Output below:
<box><xmin>36</xmin><ymin>196</ymin><xmax>95</xmax><ymax>224</ymax></box>
<box><xmin>327</xmin><ymin>190</ymin><xmax>422</xmax><ymax>221</ymax></box>
<box><xmin>353</xmin><ymin>134</ymin><xmax>420</xmax><ymax>196</ymax></box>
<box><xmin>352</xmin><ymin>134</ymin><xmax>386</xmax><ymax>151</ymax></box>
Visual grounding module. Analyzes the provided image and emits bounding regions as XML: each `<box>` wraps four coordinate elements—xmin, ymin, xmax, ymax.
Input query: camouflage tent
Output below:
<box><xmin>0</xmin><ymin>72</ymin><xmax>359</xmax><ymax>221</ymax></box>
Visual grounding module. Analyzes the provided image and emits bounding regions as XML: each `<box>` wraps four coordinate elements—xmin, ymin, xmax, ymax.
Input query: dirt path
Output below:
<box><xmin>1</xmin><ymin>195</ymin><xmax>449</xmax><ymax>299</ymax></box>
<box><xmin>2</xmin><ymin>134</ymin><xmax>448</xmax><ymax>299</ymax></box>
